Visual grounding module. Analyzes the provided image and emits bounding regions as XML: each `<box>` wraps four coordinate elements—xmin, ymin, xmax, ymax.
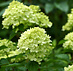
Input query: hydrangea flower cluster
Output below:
<box><xmin>17</xmin><ymin>27</ymin><xmax>53</xmax><ymax>64</ymax></box>
<box><xmin>64</xmin><ymin>64</ymin><xmax>73</xmax><ymax>71</ymax></box>
<box><xmin>0</xmin><ymin>39</ymin><xmax>17</xmax><ymax>59</ymax></box>
<box><xmin>62</xmin><ymin>9</ymin><xmax>73</xmax><ymax>31</ymax></box>
<box><xmin>2</xmin><ymin>0</ymin><xmax>52</xmax><ymax>29</ymax></box>
<box><xmin>63</xmin><ymin>32</ymin><xmax>73</xmax><ymax>50</ymax></box>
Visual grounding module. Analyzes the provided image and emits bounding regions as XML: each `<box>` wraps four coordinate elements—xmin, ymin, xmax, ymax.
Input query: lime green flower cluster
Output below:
<box><xmin>63</xmin><ymin>32</ymin><xmax>73</xmax><ymax>50</ymax></box>
<box><xmin>64</xmin><ymin>65</ymin><xmax>73</xmax><ymax>71</ymax></box>
<box><xmin>0</xmin><ymin>39</ymin><xmax>17</xmax><ymax>59</ymax></box>
<box><xmin>17</xmin><ymin>27</ymin><xmax>53</xmax><ymax>64</ymax></box>
<box><xmin>62</xmin><ymin>9</ymin><xmax>73</xmax><ymax>31</ymax></box>
<box><xmin>2</xmin><ymin>0</ymin><xmax>52</xmax><ymax>29</ymax></box>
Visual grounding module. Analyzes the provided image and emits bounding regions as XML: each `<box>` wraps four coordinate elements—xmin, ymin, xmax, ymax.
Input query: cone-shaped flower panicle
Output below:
<box><xmin>62</xmin><ymin>9</ymin><xmax>73</xmax><ymax>31</ymax></box>
<box><xmin>17</xmin><ymin>27</ymin><xmax>53</xmax><ymax>64</ymax></box>
<box><xmin>63</xmin><ymin>32</ymin><xmax>73</xmax><ymax>50</ymax></box>
<box><xmin>2</xmin><ymin>0</ymin><xmax>52</xmax><ymax>29</ymax></box>
<box><xmin>0</xmin><ymin>39</ymin><xmax>18</xmax><ymax>59</ymax></box>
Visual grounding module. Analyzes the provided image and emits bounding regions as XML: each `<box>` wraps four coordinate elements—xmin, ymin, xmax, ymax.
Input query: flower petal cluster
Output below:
<box><xmin>63</xmin><ymin>32</ymin><xmax>73</xmax><ymax>50</ymax></box>
<box><xmin>2</xmin><ymin>0</ymin><xmax>52</xmax><ymax>29</ymax></box>
<box><xmin>0</xmin><ymin>39</ymin><xmax>17</xmax><ymax>59</ymax></box>
<box><xmin>64</xmin><ymin>64</ymin><xmax>73</xmax><ymax>71</ymax></box>
<box><xmin>62</xmin><ymin>9</ymin><xmax>73</xmax><ymax>31</ymax></box>
<box><xmin>17</xmin><ymin>27</ymin><xmax>53</xmax><ymax>64</ymax></box>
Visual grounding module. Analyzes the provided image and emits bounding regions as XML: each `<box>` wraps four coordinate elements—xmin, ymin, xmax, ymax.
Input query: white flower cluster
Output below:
<box><xmin>64</xmin><ymin>64</ymin><xmax>73</xmax><ymax>71</ymax></box>
<box><xmin>2</xmin><ymin>0</ymin><xmax>52</xmax><ymax>29</ymax></box>
<box><xmin>17</xmin><ymin>27</ymin><xmax>53</xmax><ymax>64</ymax></box>
<box><xmin>63</xmin><ymin>32</ymin><xmax>73</xmax><ymax>50</ymax></box>
<box><xmin>62</xmin><ymin>9</ymin><xmax>73</xmax><ymax>31</ymax></box>
<box><xmin>0</xmin><ymin>39</ymin><xmax>18</xmax><ymax>59</ymax></box>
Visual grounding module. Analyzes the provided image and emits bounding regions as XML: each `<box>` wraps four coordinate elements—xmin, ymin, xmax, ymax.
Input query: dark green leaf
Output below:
<box><xmin>0</xmin><ymin>7</ymin><xmax>7</xmax><ymax>16</ymax></box>
<box><xmin>0</xmin><ymin>58</ymin><xmax>9</xmax><ymax>65</ymax></box>
<box><xmin>45</xmin><ymin>3</ymin><xmax>54</xmax><ymax>14</ymax></box>
<box><xmin>9</xmin><ymin>28</ymin><xmax>18</xmax><ymax>40</ymax></box>
<box><xmin>2</xmin><ymin>63</ymin><xmax>22</xmax><ymax>67</ymax></box>
<box><xmin>18</xmin><ymin>24</ymin><xmax>24</xmax><ymax>31</ymax></box>
<box><xmin>17</xmin><ymin>66</ymin><xmax>27</xmax><ymax>71</ymax></box>
<box><xmin>0</xmin><ymin>1</ymin><xmax>11</xmax><ymax>7</ymax></box>
<box><xmin>0</xmin><ymin>68</ymin><xmax>5</xmax><ymax>71</ymax></box>
<box><xmin>52</xmin><ymin>39</ymin><xmax>57</xmax><ymax>47</ymax></box>
<box><xmin>41</xmin><ymin>60</ymin><xmax>65</xmax><ymax>71</ymax></box>
<box><xmin>40</xmin><ymin>0</ymin><xmax>49</xmax><ymax>3</ymax></box>
<box><xmin>55</xmin><ymin>54</ymin><xmax>69</xmax><ymax>61</ymax></box>
<box><xmin>26</xmin><ymin>61</ymin><xmax>39</xmax><ymax>71</ymax></box>
<box><xmin>18</xmin><ymin>0</ymin><xmax>22</xmax><ymax>2</ymax></box>
<box><xmin>55</xmin><ymin>1</ymin><xmax>69</xmax><ymax>13</ymax></box>
<box><xmin>0</xmin><ymin>45</ymin><xmax>7</xmax><ymax>50</ymax></box>
<box><xmin>58</xmin><ymin>40</ymin><xmax>67</xmax><ymax>45</ymax></box>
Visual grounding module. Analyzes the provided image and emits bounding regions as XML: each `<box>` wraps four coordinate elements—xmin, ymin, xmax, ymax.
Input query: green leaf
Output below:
<box><xmin>0</xmin><ymin>58</ymin><xmax>9</xmax><ymax>65</ymax></box>
<box><xmin>17</xmin><ymin>66</ymin><xmax>27</xmax><ymax>71</ymax></box>
<box><xmin>52</xmin><ymin>39</ymin><xmax>57</xmax><ymax>47</ymax></box>
<box><xmin>41</xmin><ymin>60</ymin><xmax>65</xmax><ymax>71</ymax></box>
<box><xmin>18</xmin><ymin>24</ymin><xmax>24</xmax><ymax>31</ymax></box>
<box><xmin>18</xmin><ymin>0</ymin><xmax>22</xmax><ymax>2</ymax></box>
<box><xmin>9</xmin><ymin>28</ymin><xmax>18</xmax><ymax>40</ymax></box>
<box><xmin>0</xmin><ymin>45</ymin><xmax>7</xmax><ymax>50</ymax></box>
<box><xmin>26</xmin><ymin>61</ymin><xmax>39</xmax><ymax>71</ymax></box>
<box><xmin>55</xmin><ymin>1</ymin><xmax>69</xmax><ymax>13</ymax></box>
<box><xmin>55</xmin><ymin>54</ymin><xmax>69</xmax><ymax>61</ymax></box>
<box><xmin>58</xmin><ymin>40</ymin><xmax>67</xmax><ymax>45</ymax></box>
<box><xmin>0</xmin><ymin>1</ymin><xmax>11</xmax><ymax>7</ymax></box>
<box><xmin>0</xmin><ymin>7</ymin><xmax>7</xmax><ymax>16</ymax></box>
<box><xmin>0</xmin><ymin>9</ymin><xmax>5</xmax><ymax>16</ymax></box>
<box><xmin>63</xmin><ymin>48</ymin><xmax>73</xmax><ymax>53</ymax></box>
<box><xmin>0</xmin><ymin>68</ymin><xmax>5</xmax><ymax>71</ymax></box>
<box><xmin>2</xmin><ymin>63</ymin><xmax>22</xmax><ymax>68</ymax></box>
<box><xmin>45</xmin><ymin>3</ymin><xmax>54</xmax><ymax>14</ymax></box>
<box><xmin>9</xmin><ymin>31</ymin><xmax>16</xmax><ymax>40</ymax></box>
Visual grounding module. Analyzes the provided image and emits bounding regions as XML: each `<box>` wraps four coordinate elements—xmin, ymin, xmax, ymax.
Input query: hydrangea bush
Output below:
<box><xmin>62</xmin><ymin>8</ymin><xmax>73</xmax><ymax>50</ymax></box>
<box><xmin>1</xmin><ymin>0</ymin><xmax>53</xmax><ymax>64</ymax></box>
<box><xmin>0</xmin><ymin>0</ymin><xmax>72</xmax><ymax>71</ymax></box>
<box><xmin>63</xmin><ymin>8</ymin><xmax>73</xmax><ymax>71</ymax></box>
<box><xmin>0</xmin><ymin>0</ymin><xmax>54</xmax><ymax>70</ymax></box>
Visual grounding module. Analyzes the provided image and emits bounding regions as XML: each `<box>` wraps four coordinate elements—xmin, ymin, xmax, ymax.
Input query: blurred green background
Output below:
<box><xmin>0</xmin><ymin>0</ymin><xmax>73</xmax><ymax>46</ymax></box>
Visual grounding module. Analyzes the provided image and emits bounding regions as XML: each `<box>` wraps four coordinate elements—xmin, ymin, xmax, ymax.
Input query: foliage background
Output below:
<box><xmin>0</xmin><ymin>0</ymin><xmax>73</xmax><ymax>71</ymax></box>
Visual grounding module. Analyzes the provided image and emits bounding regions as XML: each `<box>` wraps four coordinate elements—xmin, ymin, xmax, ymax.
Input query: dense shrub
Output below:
<box><xmin>0</xmin><ymin>0</ymin><xmax>73</xmax><ymax>71</ymax></box>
